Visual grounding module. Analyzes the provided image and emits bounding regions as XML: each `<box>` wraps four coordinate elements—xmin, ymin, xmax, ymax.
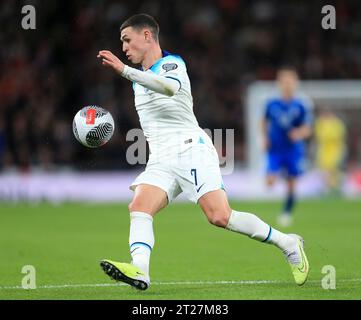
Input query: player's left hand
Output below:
<box><xmin>289</xmin><ymin>125</ymin><xmax>312</xmax><ymax>142</ymax></box>
<box><xmin>288</xmin><ymin>128</ymin><xmax>302</xmax><ymax>142</ymax></box>
<box><xmin>97</xmin><ymin>50</ymin><xmax>125</xmax><ymax>74</ymax></box>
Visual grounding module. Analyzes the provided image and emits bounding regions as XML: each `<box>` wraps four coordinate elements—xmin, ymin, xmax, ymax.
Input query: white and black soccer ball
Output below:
<box><xmin>73</xmin><ymin>106</ymin><xmax>115</xmax><ymax>148</ymax></box>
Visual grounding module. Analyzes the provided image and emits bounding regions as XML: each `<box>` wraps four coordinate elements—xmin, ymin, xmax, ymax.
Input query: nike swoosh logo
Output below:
<box><xmin>297</xmin><ymin>243</ymin><xmax>308</xmax><ymax>273</ymax></box>
<box><xmin>196</xmin><ymin>183</ymin><xmax>205</xmax><ymax>193</ymax></box>
<box><xmin>298</xmin><ymin>262</ymin><xmax>305</xmax><ymax>273</ymax></box>
<box><xmin>131</xmin><ymin>247</ymin><xmax>140</xmax><ymax>254</ymax></box>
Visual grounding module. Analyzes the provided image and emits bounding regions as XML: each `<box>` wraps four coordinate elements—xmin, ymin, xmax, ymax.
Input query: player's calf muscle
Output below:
<box><xmin>128</xmin><ymin>198</ymin><xmax>165</xmax><ymax>216</ymax></box>
<box><xmin>128</xmin><ymin>186</ymin><xmax>168</xmax><ymax>215</ymax></box>
<box><xmin>199</xmin><ymin>192</ymin><xmax>231</xmax><ymax>227</ymax></box>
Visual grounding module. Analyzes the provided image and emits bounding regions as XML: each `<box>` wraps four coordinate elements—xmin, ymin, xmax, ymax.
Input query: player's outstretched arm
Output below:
<box><xmin>97</xmin><ymin>50</ymin><xmax>180</xmax><ymax>97</ymax></box>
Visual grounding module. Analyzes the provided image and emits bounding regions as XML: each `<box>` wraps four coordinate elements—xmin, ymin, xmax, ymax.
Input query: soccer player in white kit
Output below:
<box><xmin>97</xmin><ymin>14</ymin><xmax>309</xmax><ymax>290</ymax></box>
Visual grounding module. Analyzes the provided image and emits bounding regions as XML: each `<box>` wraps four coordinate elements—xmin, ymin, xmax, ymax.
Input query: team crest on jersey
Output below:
<box><xmin>162</xmin><ymin>63</ymin><xmax>178</xmax><ymax>72</ymax></box>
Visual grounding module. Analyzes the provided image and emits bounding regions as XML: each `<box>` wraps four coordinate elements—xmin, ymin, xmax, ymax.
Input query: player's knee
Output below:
<box><xmin>287</xmin><ymin>178</ymin><xmax>296</xmax><ymax>192</ymax></box>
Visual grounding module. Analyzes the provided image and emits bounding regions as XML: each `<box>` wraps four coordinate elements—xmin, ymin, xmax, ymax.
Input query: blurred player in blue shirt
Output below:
<box><xmin>262</xmin><ymin>67</ymin><xmax>313</xmax><ymax>227</ymax></box>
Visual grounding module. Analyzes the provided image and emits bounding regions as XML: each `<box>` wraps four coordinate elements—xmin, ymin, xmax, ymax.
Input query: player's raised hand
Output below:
<box><xmin>97</xmin><ymin>50</ymin><xmax>125</xmax><ymax>74</ymax></box>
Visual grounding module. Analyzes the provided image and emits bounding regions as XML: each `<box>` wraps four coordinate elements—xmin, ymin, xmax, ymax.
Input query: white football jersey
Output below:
<box><xmin>132</xmin><ymin>52</ymin><xmax>210</xmax><ymax>156</ymax></box>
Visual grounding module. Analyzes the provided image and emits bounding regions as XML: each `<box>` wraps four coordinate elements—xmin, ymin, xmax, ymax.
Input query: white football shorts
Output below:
<box><xmin>130</xmin><ymin>137</ymin><xmax>225</xmax><ymax>203</ymax></box>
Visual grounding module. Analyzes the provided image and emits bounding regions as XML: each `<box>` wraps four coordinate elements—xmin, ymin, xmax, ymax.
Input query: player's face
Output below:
<box><xmin>120</xmin><ymin>27</ymin><xmax>148</xmax><ymax>64</ymax></box>
<box><xmin>277</xmin><ymin>70</ymin><xmax>299</xmax><ymax>98</ymax></box>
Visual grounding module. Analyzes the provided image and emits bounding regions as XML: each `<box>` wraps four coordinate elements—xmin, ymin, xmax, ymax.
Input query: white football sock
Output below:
<box><xmin>226</xmin><ymin>210</ymin><xmax>294</xmax><ymax>251</ymax></box>
<box><xmin>129</xmin><ymin>211</ymin><xmax>154</xmax><ymax>276</ymax></box>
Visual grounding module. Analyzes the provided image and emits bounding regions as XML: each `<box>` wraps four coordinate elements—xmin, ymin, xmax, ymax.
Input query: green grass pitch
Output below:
<box><xmin>1</xmin><ymin>199</ymin><xmax>361</xmax><ymax>300</ymax></box>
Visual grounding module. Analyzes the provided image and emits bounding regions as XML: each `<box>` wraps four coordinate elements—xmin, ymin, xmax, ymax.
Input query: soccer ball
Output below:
<box><xmin>73</xmin><ymin>106</ymin><xmax>115</xmax><ymax>148</ymax></box>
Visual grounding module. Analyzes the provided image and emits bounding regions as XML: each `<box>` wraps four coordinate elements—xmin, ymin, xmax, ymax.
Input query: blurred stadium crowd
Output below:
<box><xmin>1</xmin><ymin>0</ymin><xmax>360</xmax><ymax>171</ymax></box>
